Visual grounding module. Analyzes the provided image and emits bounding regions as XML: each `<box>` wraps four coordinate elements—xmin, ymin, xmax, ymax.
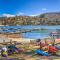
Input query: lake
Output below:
<box><xmin>0</xmin><ymin>25</ymin><xmax>60</xmax><ymax>39</ymax></box>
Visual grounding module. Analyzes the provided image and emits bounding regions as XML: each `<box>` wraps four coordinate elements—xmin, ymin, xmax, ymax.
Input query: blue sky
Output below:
<box><xmin>0</xmin><ymin>0</ymin><xmax>60</xmax><ymax>17</ymax></box>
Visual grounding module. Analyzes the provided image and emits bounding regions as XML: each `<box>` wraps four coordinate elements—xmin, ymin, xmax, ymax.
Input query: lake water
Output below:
<box><xmin>0</xmin><ymin>25</ymin><xmax>60</xmax><ymax>39</ymax></box>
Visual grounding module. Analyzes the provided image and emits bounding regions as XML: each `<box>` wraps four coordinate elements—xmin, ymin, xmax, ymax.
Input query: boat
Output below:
<box><xmin>56</xmin><ymin>50</ymin><xmax>60</xmax><ymax>55</ymax></box>
<box><xmin>36</xmin><ymin>49</ymin><xmax>49</xmax><ymax>56</ymax></box>
<box><xmin>49</xmin><ymin>45</ymin><xmax>58</xmax><ymax>54</ymax></box>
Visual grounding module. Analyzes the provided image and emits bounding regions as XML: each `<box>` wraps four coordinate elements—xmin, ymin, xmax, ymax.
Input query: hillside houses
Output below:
<box><xmin>0</xmin><ymin>12</ymin><xmax>60</xmax><ymax>25</ymax></box>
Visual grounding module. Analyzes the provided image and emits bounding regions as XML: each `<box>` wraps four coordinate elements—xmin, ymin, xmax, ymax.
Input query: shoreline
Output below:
<box><xmin>0</xmin><ymin>37</ymin><xmax>60</xmax><ymax>45</ymax></box>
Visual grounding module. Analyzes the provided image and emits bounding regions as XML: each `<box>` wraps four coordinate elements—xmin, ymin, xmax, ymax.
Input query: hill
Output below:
<box><xmin>0</xmin><ymin>12</ymin><xmax>60</xmax><ymax>25</ymax></box>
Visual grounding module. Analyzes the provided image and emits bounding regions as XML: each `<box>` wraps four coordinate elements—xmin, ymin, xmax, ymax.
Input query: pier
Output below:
<box><xmin>0</xmin><ymin>28</ymin><xmax>41</xmax><ymax>33</ymax></box>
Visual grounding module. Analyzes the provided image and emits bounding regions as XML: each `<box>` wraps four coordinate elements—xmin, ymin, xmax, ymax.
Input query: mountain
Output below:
<box><xmin>38</xmin><ymin>12</ymin><xmax>60</xmax><ymax>18</ymax></box>
<box><xmin>0</xmin><ymin>12</ymin><xmax>60</xmax><ymax>25</ymax></box>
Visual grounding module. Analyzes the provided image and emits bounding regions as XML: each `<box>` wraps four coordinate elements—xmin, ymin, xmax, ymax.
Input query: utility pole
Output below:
<box><xmin>37</xmin><ymin>39</ymin><xmax>42</xmax><ymax>50</ymax></box>
<box><xmin>52</xmin><ymin>34</ymin><xmax>55</xmax><ymax>46</ymax></box>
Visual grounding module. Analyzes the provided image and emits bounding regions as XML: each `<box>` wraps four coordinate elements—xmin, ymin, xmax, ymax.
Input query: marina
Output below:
<box><xmin>0</xmin><ymin>0</ymin><xmax>60</xmax><ymax>59</ymax></box>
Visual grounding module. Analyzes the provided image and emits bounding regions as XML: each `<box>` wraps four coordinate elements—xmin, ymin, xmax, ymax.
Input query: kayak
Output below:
<box><xmin>55</xmin><ymin>46</ymin><xmax>60</xmax><ymax>50</ymax></box>
<box><xmin>56</xmin><ymin>50</ymin><xmax>60</xmax><ymax>55</ymax></box>
<box><xmin>8</xmin><ymin>58</ymin><xmax>14</xmax><ymax>60</ymax></box>
<box><xmin>36</xmin><ymin>50</ymin><xmax>49</xmax><ymax>56</ymax></box>
<box><xmin>49</xmin><ymin>46</ymin><xmax>58</xmax><ymax>54</ymax></box>
<box><xmin>2</xmin><ymin>51</ymin><xmax>8</xmax><ymax>57</ymax></box>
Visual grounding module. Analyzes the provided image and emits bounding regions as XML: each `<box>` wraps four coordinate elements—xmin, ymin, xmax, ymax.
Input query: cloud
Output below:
<box><xmin>42</xmin><ymin>8</ymin><xmax>47</xmax><ymax>11</ymax></box>
<box><xmin>2</xmin><ymin>13</ymin><xmax>15</xmax><ymax>17</ymax></box>
<box><xmin>29</xmin><ymin>15</ymin><xmax>37</xmax><ymax>16</ymax></box>
<box><xmin>1</xmin><ymin>12</ymin><xmax>25</xmax><ymax>17</ymax></box>
<box><xmin>16</xmin><ymin>12</ymin><xmax>24</xmax><ymax>16</ymax></box>
<box><xmin>29</xmin><ymin>14</ymin><xmax>39</xmax><ymax>16</ymax></box>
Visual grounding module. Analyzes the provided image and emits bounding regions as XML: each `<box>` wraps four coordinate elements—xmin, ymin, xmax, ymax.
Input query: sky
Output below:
<box><xmin>0</xmin><ymin>0</ymin><xmax>60</xmax><ymax>17</ymax></box>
